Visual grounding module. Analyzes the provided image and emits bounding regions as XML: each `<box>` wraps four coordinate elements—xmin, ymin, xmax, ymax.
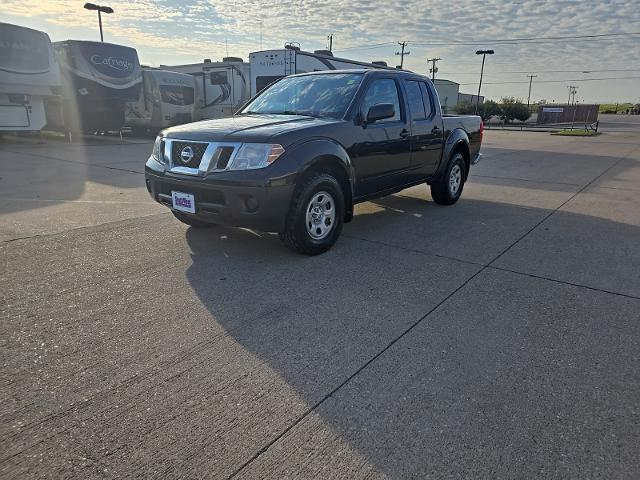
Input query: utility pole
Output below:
<box><xmin>428</xmin><ymin>57</ymin><xmax>441</xmax><ymax>81</ymax></box>
<box><xmin>327</xmin><ymin>34</ymin><xmax>334</xmax><ymax>52</ymax></box>
<box><xmin>526</xmin><ymin>74</ymin><xmax>537</xmax><ymax>110</ymax></box>
<box><xmin>396</xmin><ymin>41</ymin><xmax>410</xmax><ymax>69</ymax></box>
<box><xmin>567</xmin><ymin>85</ymin><xmax>578</xmax><ymax>105</ymax></box>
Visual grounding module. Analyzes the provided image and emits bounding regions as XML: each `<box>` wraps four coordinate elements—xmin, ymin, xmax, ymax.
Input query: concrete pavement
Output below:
<box><xmin>1</xmin><ymin>121</ymin><xmax>639</xmax><ymax>479</ymax></box>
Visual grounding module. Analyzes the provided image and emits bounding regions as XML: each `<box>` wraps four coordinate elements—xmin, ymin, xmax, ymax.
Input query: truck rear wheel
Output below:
<box><xmin>430</xmin><ymin>152</ymin><xmax>466</xmax><ymax>205</ymax></box>
<box><xmin>279</xmin><ymin>173</ymin><xmax>345</xmax><ymax>255</ymax></box>
<box><xmin>172</xmin><ymin>211</ymin><xmax>216</xmax><ymax>228</ymax></box>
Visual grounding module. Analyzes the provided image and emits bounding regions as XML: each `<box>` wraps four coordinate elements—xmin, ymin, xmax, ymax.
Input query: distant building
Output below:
<box><xmin>457</xmin><ymin>92</ymin><xmax>484</xmax><ymax>106</ymax></box>
<box><xmin>433</xmin><ymin>79</ymin><xmax>459</xmax><ymax>114</ymax></box>
<box><xmin>433</xmin><ymin>79</ymin><xmax>483</xmax><ymax>113</ymax></box>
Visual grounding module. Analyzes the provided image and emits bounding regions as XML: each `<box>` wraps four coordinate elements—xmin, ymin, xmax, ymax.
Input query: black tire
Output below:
<box><xmin>172</xmin><ymin>211</ymin><xmax>216</xmax><ymax>228</ymax></box>
<box><xmin>430</xmin><ymin>151</ymin><xmax>467</xmax><ymax>205</ymax></box>
<box><xmin>279</xmin><ymin>173</ymin><xmax>345</xmax><ymax>255</ymax></box>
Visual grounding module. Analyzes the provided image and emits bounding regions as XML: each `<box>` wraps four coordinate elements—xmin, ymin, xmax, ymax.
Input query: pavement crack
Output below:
<box><xmin>1</xmin><ymin>212</ymin><xmax>169</xmax><ymax>245</ymax></box>
<box><xmin>486</xmin><ymin>145</ymin><xmax>639</xmax><ymax>268</ymax></box>
<box><xmin>1</xmin><ymin>148</ymin><xmax>145</xmax><ymax>175</ymax></box>
<box><xmin>487</xmin><ymin>265</ymin><xmax>640</xmax><ymax>301</ymax></box>
<box><xmin>226</xmin><ymin>141</ymin><xmax>640</xmax><ymax>479</ymax></box>
<box><xmin>225</xmin><ymin>264</ymin><xmax>485</xmax><ymax>479</ymax></box>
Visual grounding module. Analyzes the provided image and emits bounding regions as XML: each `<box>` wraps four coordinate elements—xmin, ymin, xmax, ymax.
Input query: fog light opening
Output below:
<box><xmin>245</xmin><ymin>196</ymin><xmax>259</xmax><ymax>213</ymax></box>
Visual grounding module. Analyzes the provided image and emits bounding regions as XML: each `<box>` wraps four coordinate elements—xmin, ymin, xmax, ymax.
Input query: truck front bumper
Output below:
<box><xmin>145</xmin><ymin>159</ymin><xmax>294</xmax><ymax>233</ymax></box>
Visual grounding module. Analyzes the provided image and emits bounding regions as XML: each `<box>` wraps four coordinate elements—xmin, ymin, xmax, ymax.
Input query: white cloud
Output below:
<box><xmin>1</xmin><ymin>0</ymin><xmax>639</xmax><ymax>101</ymax></box>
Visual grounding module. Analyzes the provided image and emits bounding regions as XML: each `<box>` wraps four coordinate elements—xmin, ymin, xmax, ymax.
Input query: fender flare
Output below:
<box><xmin>286</xmin><ymin>138</ymin><xmax>354</xmax><ymax>193</ymax></box>
<box><xmin>282</xmin><ymin>137</ymin><xmax>355</xmax><ymax>220</ymax></box>
<box><xmin>435</xmin><ymin>128</ymin><xmax>471</xmax><ymax>180</ymax></box>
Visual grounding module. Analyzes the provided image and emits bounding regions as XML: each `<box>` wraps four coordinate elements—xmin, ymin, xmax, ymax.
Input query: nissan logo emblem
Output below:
<box><xmin>180</xmin><ymin>146</ymin><xmax>194</xmax><ymax>164</ymax></box>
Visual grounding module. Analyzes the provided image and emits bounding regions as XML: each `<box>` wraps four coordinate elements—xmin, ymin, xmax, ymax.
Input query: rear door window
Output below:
<box><xmin>419</xmin><ymin>82</ymin><xmax>434</xmax><ymax>118</ymax></box>
<box><xmin>405</xmin><ymin>80</ymin><xmax>427</xmax><ymax>120</ymax></box>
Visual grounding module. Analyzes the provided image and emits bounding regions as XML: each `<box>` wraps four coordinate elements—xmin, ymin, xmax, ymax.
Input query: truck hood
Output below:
<box><xmin>163</xmin><ymin>114</ymin><xmax>340</xmax><ymax>144</ymax></box>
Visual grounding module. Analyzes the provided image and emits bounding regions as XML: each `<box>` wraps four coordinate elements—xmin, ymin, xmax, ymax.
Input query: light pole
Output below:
<box><xmin>84</xmin><ymin>3</ymin><xmax>114</xmax><ymax>42</ymax></box>
<box><xmin>475</xmin><ymin>49</ymin><xmax>494</xmax><ymax>114</ymax></box>
<box><xmin>526</xmin><ymin>74</ymin><xmax>537</xmax><ymax>111</ymax></box>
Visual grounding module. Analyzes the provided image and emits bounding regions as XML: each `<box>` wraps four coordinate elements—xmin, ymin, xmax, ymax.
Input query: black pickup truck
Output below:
<box><xmin>145</xmin><ymin>69</ymin><xmax>483</xmax><ymax>255</ymax></box>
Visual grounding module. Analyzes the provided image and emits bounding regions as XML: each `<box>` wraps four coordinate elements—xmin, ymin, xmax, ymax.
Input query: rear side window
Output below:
<box><xmin>405</xmin><ymin>80</ymin><xmax>427</xmax><ymax>120</ymax></box>
<box><xmin>210</xmin><ymin>71</ymin><xmax>228</xmax><ymax>85</ymax></box>
<box><xmin>256</xmin><ymin>75</ymin><xmax>284</xmax><ymax>92</ymax></box>
<box><xmin>419</xmin><ymin>82</ymin><xmax>434</xmax><ymax>118</ymax></box>
<box><xmin>362</xmin><ymin>79</ymin><xmax>401</xmax><ymax>122</ymax></box>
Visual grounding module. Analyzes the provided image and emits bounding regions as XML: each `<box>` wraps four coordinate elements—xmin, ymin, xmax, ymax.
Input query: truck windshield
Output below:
<box><xmin>241</xmin><ymin>73</ymin><xmax>363</xmax><ymax>119</ymax></box>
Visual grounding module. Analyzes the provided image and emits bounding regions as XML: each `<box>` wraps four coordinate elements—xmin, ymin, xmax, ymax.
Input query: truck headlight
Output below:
<box><xmin>152</xmin><ymin>136</ymin><xmax>165</xmax><ymax>164</ymax></box>
<box><xmin>228</xmin><ymin>143</ymin><xmax>285</xmax><ymax>170</ymax></box>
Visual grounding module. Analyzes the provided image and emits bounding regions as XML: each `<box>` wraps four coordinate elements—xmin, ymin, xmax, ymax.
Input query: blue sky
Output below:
<box><xmin>2</xmin><ymin>0</ymin><xmax>639</xmax><ymax>103</ymax></box>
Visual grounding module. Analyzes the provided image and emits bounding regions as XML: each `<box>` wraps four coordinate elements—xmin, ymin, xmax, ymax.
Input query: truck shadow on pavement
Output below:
<box><xmin>0</xmin><ymin>137</ymin><xmax>152</xmax><ymax>216</ymax></box>
<box><xmin>180</xmin><ymin>191</ymin><xmax>640</xmax><ymax>478</ymax></box>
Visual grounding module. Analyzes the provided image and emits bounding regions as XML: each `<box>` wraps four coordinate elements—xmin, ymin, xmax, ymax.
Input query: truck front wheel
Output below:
<box><xmin>430</xmin><ymin>152</ymin><xmax>467</xmax><ymax>205</ymax></box>
<box><xmin>279</xmin><ymin>173</ymin><xmax>345</xmax><ymax>255</ymax></box>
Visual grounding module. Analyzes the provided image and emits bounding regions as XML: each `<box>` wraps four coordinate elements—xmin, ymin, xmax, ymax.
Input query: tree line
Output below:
<box><xmin>455</xmin><ymin>97</ymin><xmax>531</xmax><ymax>123</ymax></box>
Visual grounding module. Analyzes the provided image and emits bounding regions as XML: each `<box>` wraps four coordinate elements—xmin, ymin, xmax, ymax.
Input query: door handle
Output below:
<box><xmin>399</xmin><ymin>129</ymin><xmax>410</xmax><ymax>138</ymax></box>
<box><xmin>431</xmin><ymin>126</ymin><xmax>441</xmax><ymax>134</ymax></box>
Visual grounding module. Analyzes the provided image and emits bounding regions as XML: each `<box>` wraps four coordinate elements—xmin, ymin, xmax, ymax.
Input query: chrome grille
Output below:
<box><xmin>171</xmin><ymin>141</ymin><xmax>208</xmax><ymax>168</ymax></box>
<box><xmin>165</xmin><ymin>139</ymin><xmax>241</xmax><ymax>176</ymax></box>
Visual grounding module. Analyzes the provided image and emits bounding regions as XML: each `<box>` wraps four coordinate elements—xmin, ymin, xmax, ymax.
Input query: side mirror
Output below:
<box><xmin>366</xmin><ymin>103</ymin><xmax>395</xmax><ymax>123</ymax></box>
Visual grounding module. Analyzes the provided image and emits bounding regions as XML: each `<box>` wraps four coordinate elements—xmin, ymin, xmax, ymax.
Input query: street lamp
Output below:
<box><xmin>475</xmin><ymin>49</ymin><xmax>494</xmax><ymax>114</ymax></box>
<box><xmin>84</xmin><ymin>3</ymin><xmax>114</xmax><ymax>42</ymax></box>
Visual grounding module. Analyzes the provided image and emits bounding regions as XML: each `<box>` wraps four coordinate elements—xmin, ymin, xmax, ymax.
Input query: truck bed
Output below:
<box><xmin>443</xmin><ymin>114</ymin><xmax>483</xmax><ymax>159</ymax></box>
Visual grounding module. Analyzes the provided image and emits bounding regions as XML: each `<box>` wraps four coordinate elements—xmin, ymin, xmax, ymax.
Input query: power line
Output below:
<box><xmin>335</xmin><ymin>42</ymin><xmax>395</xmax><ymax>52</ymax></box>
<box><xmin>411</xmin><ymin>31</ymin><xmax>640</xmax><ymax>45</ymax></box>
<box><xmin>458</xmin><ymin>75</ymin><xmax>640</xmax><ymax>86</ymax></box>
<box><xmin>439</xmin><ymin>68</ymin><xmax>640</xmax><ymax>75</ymax></box>
<box><xmin>335</xmin><ymin>31</ymin><xmax>640</xmax><ymax>52</ymax></box>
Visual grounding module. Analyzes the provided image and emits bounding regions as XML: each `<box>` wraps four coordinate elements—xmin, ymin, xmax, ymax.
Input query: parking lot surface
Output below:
<box><xmin>2</xmin><ymin>116</ymin><xmax>639</xmax><ymax>479</ymax></box>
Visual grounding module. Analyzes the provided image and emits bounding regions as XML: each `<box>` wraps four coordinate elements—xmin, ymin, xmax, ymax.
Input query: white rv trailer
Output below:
<box><xmin>160</xmin><ymin>58</ymin><xmax>250</xmax><ymax>120</ymax></box>
<box><xmin>0</xmin><ymin>22</ymin><xmax>61</xmax><ymax>132</ymax></box>
<box><xmin>125</xmin><ymin>69</ymin><xmax>197</xmax><ymax>132</ymax></box>
<box><xmin>53</xmin><ymin>40</ymin><xmax>142</xmax><ymax>133</ymax></box>
<box><xmin>249</xmin><ymin>46</ymin><xmax>391</xmax><ymax>96</ymax></box>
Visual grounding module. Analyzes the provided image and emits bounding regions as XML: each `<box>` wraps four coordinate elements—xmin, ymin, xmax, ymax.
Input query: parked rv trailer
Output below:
<box><xmin>160</xmin><ymin>58</ymin><xmax>250</xmax><ymax>120</ymax></box>
<box><xmin>248</xmin><ymin>47</ymin><xmax>390</xmax><ymax>96</ymax></box>
<box><xmin>53</xmin><ymin>40</ymin><xmax>142</xmax><ymax>132</ymax></box>
<box><xmin>125</xmin><ymin>69</ymin><xmax>196</xmax><ymax>132</ymax></box>
<box><xmin>0</xmin><ymin>22</ymin><xmax>61</xmax><ymax>132</ymax></box>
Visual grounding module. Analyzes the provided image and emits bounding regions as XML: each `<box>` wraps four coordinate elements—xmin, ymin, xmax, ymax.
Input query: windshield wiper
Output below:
<box><xmin>267</xmin><ymin>110</ymin><xmax>317</xmax><ymax>117</ymax></box>
<box><xmin>238</xmin><ymin>110</ymin><xmax>317</xmax><ymax>117</ymax></box>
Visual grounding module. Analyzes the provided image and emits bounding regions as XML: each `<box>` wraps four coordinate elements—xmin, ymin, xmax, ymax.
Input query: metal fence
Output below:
<box><xmin>536</xmin><ymin>104</ymin><xmax>599</xmax><ymax>125</ymax></box>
